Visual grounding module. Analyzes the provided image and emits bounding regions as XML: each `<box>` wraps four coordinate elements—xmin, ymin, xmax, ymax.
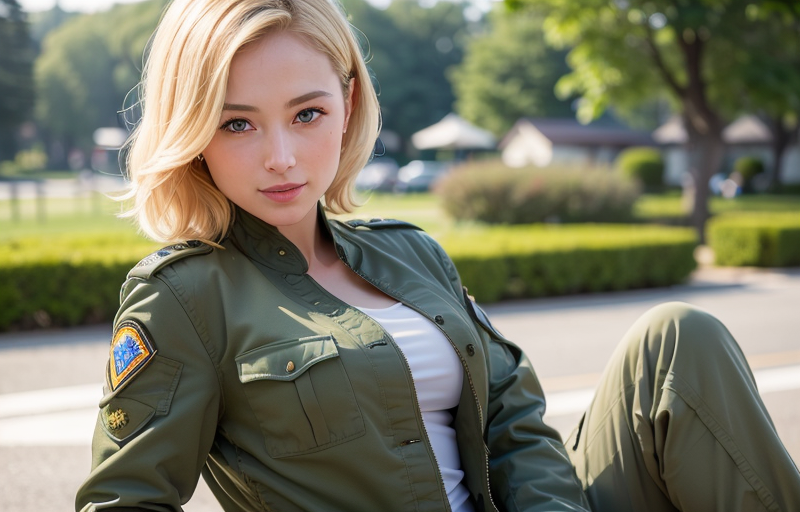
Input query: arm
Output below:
<box><xmin>418</xmin><ymin>230</ymin><xmax>589</xmax><ymax>510</ymax></box>
<box><xmin>76</xmin><ymin>275</ymin><xmax>222</xmax><ymax>512</ymax></box>
<box><xmin>473</xmin><ymin>303</ymin><xmax>590</xmax><ymax>512</ymax></box>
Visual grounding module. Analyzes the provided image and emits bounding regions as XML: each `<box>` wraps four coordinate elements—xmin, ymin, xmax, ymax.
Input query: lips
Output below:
<box><xmin>259</xmin><ymin>182</ymin><xmax>306</xmax><ymax>203</ymax></box>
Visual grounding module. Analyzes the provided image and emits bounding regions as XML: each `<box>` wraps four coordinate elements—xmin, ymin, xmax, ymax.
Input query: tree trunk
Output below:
<box><xmin>682</xmin><ymin>112</ymin><xmax>725</xmax><ymax>244</ymax></box>
<box><xmin>765</xmin><ymin>116</ymin><xmax>799</xmax><ymax>191</ymax></box>
<box><xmin>673</xmin><ymin>35</ymin><xmax>726</xmax><ymax>244</ymax></box>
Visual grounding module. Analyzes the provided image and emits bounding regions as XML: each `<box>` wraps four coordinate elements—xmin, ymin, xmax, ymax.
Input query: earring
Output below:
<box><xmin>196</xmin><ymin>154</ymin><xmax>205</xmax><ymax>162</ymax></box>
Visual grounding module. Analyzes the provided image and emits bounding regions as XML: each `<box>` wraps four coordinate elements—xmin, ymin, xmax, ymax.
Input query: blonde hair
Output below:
<box><xmin>123</xmin><ymin>0</ymin><xmax>380</xmax><ymax>243</ymax></box>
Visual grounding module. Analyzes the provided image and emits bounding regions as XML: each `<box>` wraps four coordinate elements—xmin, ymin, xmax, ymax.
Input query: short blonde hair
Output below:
<box><xmin>123</xmin><ymin>0</ymin><xmax>380</xmax><ymax>243</ymax></box>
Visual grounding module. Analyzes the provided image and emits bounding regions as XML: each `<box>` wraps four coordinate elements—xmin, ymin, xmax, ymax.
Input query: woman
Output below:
<box><xmin>76</xmin><ymin>0</ymin><xmax>800</xmax><ymax>510</ymax></box>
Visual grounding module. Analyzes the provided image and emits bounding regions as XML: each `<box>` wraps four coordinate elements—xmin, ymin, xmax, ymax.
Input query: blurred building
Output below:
<box><xmin>499</xmin><ymin>118</ymin><xmax>653</xmax><ymax>169</ymax></box>
<box><xmin>653</xmin><ymin>115</ymin><xmax>800</xmax><ymax>187</ymax></box>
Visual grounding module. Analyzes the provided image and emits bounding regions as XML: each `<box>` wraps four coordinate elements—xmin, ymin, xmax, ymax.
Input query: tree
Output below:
<box><xmin>343</xmin><ymin>0</ymin><xmax>472</xmax><ymax>153</ymax></box>
<box><xmin>724</xmin><ymin>3</ymin><xmax>800</xmax><ymax>190</ymax></box>
<box><xmin>518</xmin><ymin>0</ymin><xmax>798</xmax><ymax>239</ymax></box>
<box><xmin>33</xmin><ymin>0</ymin><xmax>164</xmax><ymax>166</ymax></box>
<box><xmin>450</xmin><ymin>6</ymin><xmax>573</xmax><ymax>137</ymax></box>
<box><xmin>0</xmin><ymin>0</ymin><xmax>35</xmax><ymax>163</ymax></box>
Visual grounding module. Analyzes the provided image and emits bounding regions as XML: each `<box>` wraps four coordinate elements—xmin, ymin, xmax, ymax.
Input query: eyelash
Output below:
<box><xmin>218</xmin><ymin>107</ymin><xmax>327</xmax><ymax>133</ymax></box>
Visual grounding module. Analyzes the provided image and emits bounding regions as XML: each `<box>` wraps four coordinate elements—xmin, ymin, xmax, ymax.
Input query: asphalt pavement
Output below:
<box><xmin>1</xmin><ymin>266</ymin><xmax>799</xmax><ymax>512</ymax></box>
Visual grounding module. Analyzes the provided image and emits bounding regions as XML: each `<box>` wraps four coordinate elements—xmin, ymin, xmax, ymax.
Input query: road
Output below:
<box><xmin>1</xmin><ymin>267</ymin><xmax>798</xmax><ymax>511</ymax></box>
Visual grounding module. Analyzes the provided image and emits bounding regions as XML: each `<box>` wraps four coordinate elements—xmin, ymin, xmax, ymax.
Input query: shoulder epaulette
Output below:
<box><xmin>343</xmin><ymin>218</ymin><xmax>422</xmax><ymax>231</ymax></box>
<box><xmin>128</xmin><ymin>240</ymin><xmax>213</xmax><ymax>280</ymax></box>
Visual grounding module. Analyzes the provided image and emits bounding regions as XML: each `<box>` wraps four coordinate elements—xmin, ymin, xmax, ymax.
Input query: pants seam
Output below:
<box><xmin>666</xmin><ymin>372</ymin><xmax>782</xmax><ymax>512</ymax></box>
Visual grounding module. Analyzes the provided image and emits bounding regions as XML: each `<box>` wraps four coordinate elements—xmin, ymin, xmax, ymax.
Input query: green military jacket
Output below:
<box><xmin>76</xmin><ymin>207</ymin><xmax>590</xmax><ymax>512</ymax></box>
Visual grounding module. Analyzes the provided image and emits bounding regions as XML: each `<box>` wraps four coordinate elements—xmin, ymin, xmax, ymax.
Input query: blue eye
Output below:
<box><xmin>220</xmin><ymin>119</ymin><xmax>253</xmax><ymax>133</ymax></box>
<box><xmin>230</xmin><ymin>120</ymin><xmax>249</xmax><ymax>132</ymax></box>
<box><xmin>296</xmin><ymin>109</ymin><xmax>322</xmax><ymax>124</ymax></box>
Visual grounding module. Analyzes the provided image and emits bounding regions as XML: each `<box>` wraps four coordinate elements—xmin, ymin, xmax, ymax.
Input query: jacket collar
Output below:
<box><xmin>229</xmin><ymin>203</ymin><xmax>342</xmax><ymax>275</ymax></box>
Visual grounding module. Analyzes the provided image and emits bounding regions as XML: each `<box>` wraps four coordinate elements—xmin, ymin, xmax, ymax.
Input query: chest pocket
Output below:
<box><xmin>236</xmin><ymin>334</ymin><xmax>365</xmax><ymax>458</ymax></box>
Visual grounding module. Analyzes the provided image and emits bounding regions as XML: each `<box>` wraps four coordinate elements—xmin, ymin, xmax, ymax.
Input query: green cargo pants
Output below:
<box><xmin>565</xmin><ymin>302</ymin><xmax>800</xmax><ymax>512</ymax></box>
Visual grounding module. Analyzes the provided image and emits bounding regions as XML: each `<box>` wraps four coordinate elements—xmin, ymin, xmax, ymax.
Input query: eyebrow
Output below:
<box><xmin>285</xmin><ymin>90</ymin><xmax>333</xmax><ymax>108</ymax></box>
<box><xmin>221</xmin><ymin>91</ymin><xmax>334</xmax><ymax>113</ymax></box>
<box><xmin>221</xmin><ymin>103</ymin><xmax>259</xmax><ymax>112</ymax></box>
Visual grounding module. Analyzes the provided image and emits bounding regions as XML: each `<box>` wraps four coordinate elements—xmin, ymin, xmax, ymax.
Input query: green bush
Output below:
<box><xmin>0</xmin><ymin>234</ymin><xmax>157</xmax><ymax>331</ymax></box>
<box><xmin>0</xmin><ymin>225</ymin><xmax>698</xmax><ymax>330</ymax></box>
<box><xmin>708</xmin><ymin>213</ymin><xmax>800</xmax><ymax>267</ymax></box>
<box><xmin>439</xmin><ymin>224</ymin><xmax>698</xmax><ymax>302</ymax></box>
<box><xmin>436</xmin><ymin>161</ymin><xmax>641</xmax><ymax>224</ymax></box>
<box><xmin>733</xmin><ymin>156</ymin><xmax>765</xmax><ymax>183</ymax></box>
<box><xmin>615</xmin><ymin>147</ymin><xmax>665</xmax><ymax>192</ymax></box>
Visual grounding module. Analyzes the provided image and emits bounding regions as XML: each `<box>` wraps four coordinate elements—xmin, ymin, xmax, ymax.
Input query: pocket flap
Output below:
<box><xmin>100</xmin><ymin>397</ymin><xmax>156</xmax><ymax>442</ymax></box>
<box><xmin>236</xmin><ymin>334</ymin><xmax>339</xmax><ymax>383</ymax></box>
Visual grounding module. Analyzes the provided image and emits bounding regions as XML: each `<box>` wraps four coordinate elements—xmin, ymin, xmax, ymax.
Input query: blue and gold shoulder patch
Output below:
<box><xmin>107</xmin><ymin>320</ymin><xmax>157</xmax><ymax>392</ymax></box>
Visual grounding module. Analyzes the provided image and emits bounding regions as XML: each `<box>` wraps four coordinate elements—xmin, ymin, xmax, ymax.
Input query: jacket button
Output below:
<box><xmin>278</xmin><ymin>249</ymin><xmax>286</xmax><ymax>256</ymax></box>
<box><xmin>434</xmin><ymin>315</ymin><xmax>444</xmax><ymax>325</ymax></box>
<box><xmin>466</xmin><ymin>344</ymin><xmax>475</xmax><ymax>356</ymax></box>
<box><xmin>286</xmin><ymin>361</ymin><xmax>295</xmax><ymax>372</ymax></box>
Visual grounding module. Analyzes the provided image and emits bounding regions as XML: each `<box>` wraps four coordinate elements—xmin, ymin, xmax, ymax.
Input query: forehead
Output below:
<box><xmin>227</xmin><ymin>31</ymin><xmax>339</xmax><ymax>91</ymax></box>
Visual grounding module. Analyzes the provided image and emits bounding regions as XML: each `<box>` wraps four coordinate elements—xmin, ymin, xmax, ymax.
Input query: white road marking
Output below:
<box><xmin>0</xmin><ymin>384</ymin><xmax>102</xmax><ymax>419</ymax></box>
<box><xmin>1</xmin><ymin>365</ymin><xmax>798</xmax><ymax>447</ymax></box>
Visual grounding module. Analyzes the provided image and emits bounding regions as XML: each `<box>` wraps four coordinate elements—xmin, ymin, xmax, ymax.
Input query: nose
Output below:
<box><xmin>262</xmin><ymin>128</ymin><xmax>296</xmax><ymax>174</ymax></box>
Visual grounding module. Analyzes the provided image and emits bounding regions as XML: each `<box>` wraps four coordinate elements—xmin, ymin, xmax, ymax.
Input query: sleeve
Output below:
<box><xmin>421</xmin><ymin>232</ymin><xmax>589</xmax><ymax>511</ymax></box>
<box><xmin>76</xmin><ymin>274</ymin><xmax>222</xmax><ymax>512</ymax></box>
<box><xmin>470</xmin><ymin>299</ymin><xmax>590</xmax><ymax>512</ymax></box>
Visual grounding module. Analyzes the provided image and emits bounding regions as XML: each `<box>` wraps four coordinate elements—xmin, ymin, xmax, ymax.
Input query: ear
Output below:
<box><xmin>343</xmin><ymin>81</ymin><xmax>355</xmax><ymax>134</ymax></box>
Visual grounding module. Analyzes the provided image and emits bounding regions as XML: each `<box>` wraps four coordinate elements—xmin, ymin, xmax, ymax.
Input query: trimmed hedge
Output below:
<box><xmin>615</xmin><ymin>147</ymin><xmax>665</xmax><ymax>192</ymax></box>
<box><xmin>436</xmin><ymin>161</ymin><xmax>641</xmax><ymax>224</ymax></box>
<box><xmin>0</xmin><ymin>234</ymin><xmax>157</xmax><ymax>331</ymax></box>
<box><xmin>439</xmin><ymin>224</ymin><xmax>698</xmax><ymax>303</ymax></box>
<box><xmin>0</xmin><ymin>225</ymin><xmax>698</xmax><ymax>331</ymax></box>
<box><xmin>707</xmin><ymin>213</ymin><xmax>800</xmax><ymax>267</ymax></box>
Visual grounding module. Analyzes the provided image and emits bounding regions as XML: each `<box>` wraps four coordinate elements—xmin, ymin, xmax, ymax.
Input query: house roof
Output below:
<box><xmin>723</xmin><ymin>115</ymin><xmax>772</xmax><ymax>144</ymax></box>
<box><xmin>653</xmin><ymin>115</ymin><xmax>773</xmax><ymax>145</ymax></box>
<box><xmin>499</xmin><ymin>117</ymin><xmax>653</xmax><ymax>149</ymax></box>
<box><xmin>652</xmin><ymin>116</ymin><xmax>687</xmax><ymax>144</ymax></box>
<box><xmin>411</xmin><ymin>113</ymin><xmax>496</xmax><ymax>150</ymax></box>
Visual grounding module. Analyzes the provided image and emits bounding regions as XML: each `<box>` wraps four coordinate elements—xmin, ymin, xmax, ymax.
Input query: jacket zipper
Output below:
<box><xmin>341</xmin><ymin>263</ymin><xmax>499</xmax><ymax>512</ymax></box>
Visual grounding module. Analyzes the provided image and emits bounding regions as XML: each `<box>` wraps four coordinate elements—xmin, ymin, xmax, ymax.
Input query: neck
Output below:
<box><xmin>277</xmin><ymin>205</ymin><xmax>337</xmax><ymax>270</ymax></box>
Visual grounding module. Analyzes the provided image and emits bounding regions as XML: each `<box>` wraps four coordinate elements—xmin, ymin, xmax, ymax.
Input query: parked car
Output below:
<box><xmin>394</xmin><ymin>160</ymin><xmax>451</xmax><ymax>193</ymax></box>
<box><xmin>355</xmin><ymin>158</ymin><xmax>399</xmax><ymax>192</ymax></box>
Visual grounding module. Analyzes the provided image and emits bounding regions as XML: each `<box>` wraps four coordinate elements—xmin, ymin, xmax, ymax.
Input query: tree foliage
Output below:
<box><xmin>343</xmin><ymin>0</ymin><xmax>473</xmax><ymax>149</ymax></box>
<box><xmin>450</xmin><ymin>7</ymin><xmax>573</xmax><ymax>137</ymax></box>
<box><xmin>0</xmin><ymin>0</ymin><xmax>35</xmax><ymax>162</ymax></box>
<box><xmin>31</xmin><ymin>0</ymin><xmax>465</xmax><ymax>161</ymax></box>
<box><xmin>33</xmin><ymin>0</ymin><xmax>165</xmax><ymax>159</ymax></box>
<box><xmin>721</xmin><ymin>3</ymin><xmax>800</xmax><ymax>188</ymax></box>
<box><xmin>516</xmin><ymin>0</ymin><xmax>800</xmax><ymax>239</ymax></box>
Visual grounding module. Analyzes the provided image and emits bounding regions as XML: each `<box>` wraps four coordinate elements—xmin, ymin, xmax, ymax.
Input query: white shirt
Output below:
<box><xmin>357</xmin><ymin>302</ymin><xmax>475</xmax><ymax>512</ymax></box>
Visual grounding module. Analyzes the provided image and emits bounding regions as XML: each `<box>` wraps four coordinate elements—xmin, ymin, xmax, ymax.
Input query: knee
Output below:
<box><xmin>626</xmin><ymin>301</ymin><xmax>742</xmax><ymax>368</ymax></box>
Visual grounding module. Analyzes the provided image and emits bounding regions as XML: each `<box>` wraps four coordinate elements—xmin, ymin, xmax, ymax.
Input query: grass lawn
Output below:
<box><xmin>3</xmin><ymin>190</ymin><xmax>799</xmax><ymax>247</ymax></box>
<box><xmin>635</xmin><ymin>191</ymin><xmax>800</xmax><ymax>221</ymax></box>
<box><xmin>0</xmin><ymin>194</ymin><xmax>139</xmax><ymax>242</ymax></box>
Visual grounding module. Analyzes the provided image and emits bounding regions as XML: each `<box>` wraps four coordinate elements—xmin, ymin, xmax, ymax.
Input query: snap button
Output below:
<box><xmin>466</xmin><ymin>344</ymin><xmax>475</xmax><ymax>356</ymax></box>
<box><xmin>434</xmin><ymin>315</ymin><xmax>444</xmax><ymax>325</ymax></box>
<box><xmin>286</xmin><ymin>361</ymin><xmax>295</xmax><ymax>372</ymax></box>
<box><xmin>278</xmin><ymin>249</ymin><xmax>286</xmax><ymax>256</ymax></box>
